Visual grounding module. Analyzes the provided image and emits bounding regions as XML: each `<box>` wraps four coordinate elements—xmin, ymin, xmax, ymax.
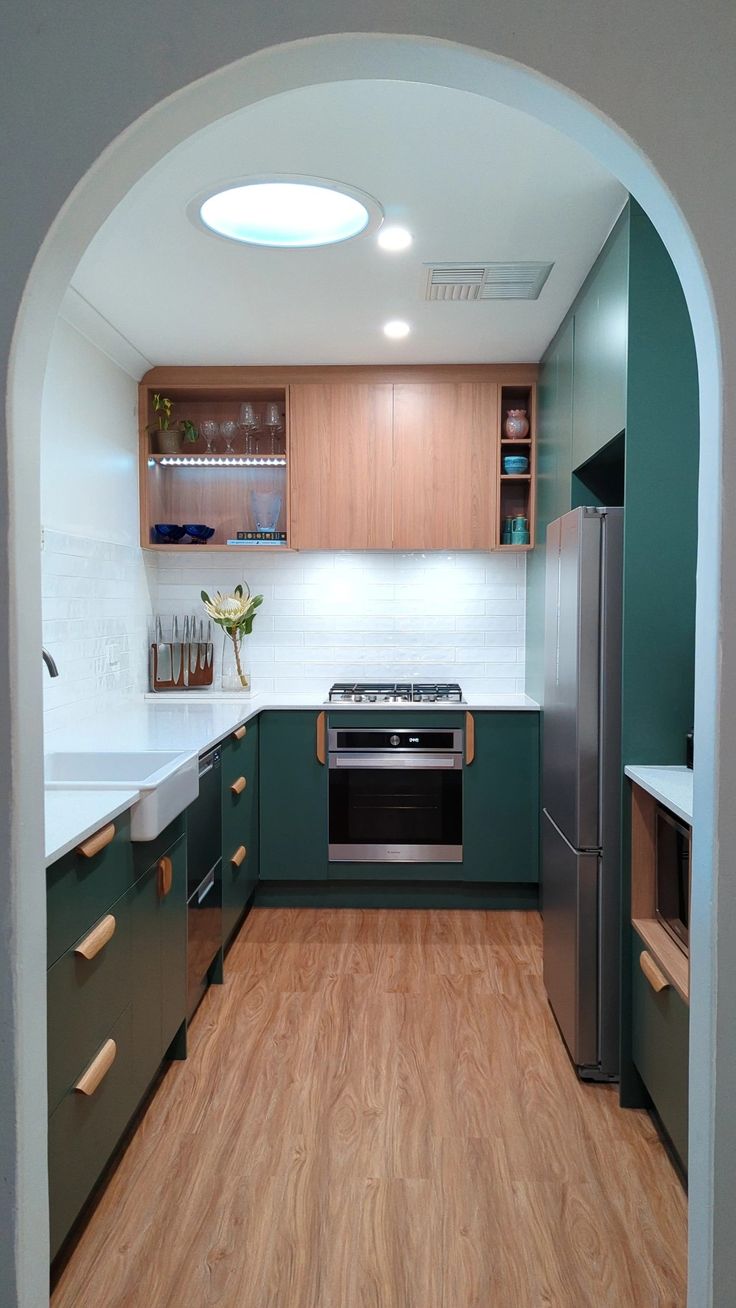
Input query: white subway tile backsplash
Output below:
<box><xmin>153</xmin><ymin>550</ymin><xmax>526</xmax><ymax>692</ymax></box>
<box><xmin>42</xmin><ymin>537</ymin><xmax>528</xmax><ymax>720</ymax></box>
<box><xmin>42</xmin><ymin>529</ymin><xmax>155</xmax><ymax>732</ymax></box>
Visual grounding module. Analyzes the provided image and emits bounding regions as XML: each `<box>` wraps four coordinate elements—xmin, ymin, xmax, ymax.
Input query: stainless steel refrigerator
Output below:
<box><xmin>542</xmin><ymin>506</ymin><xmax>623</xmax><ymax>1080</ymax></box>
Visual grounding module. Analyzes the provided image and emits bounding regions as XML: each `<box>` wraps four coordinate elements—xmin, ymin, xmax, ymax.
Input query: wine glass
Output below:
<box><xmin>264</xmin><ymin>401</ymin><xmax>283</xmax><ymax>455</ymax></box>
<box><xmin>239</xmin><ymin>402</ymin><xmax>259</xmax><ymax>457</ymax></box>
<box><xmin>220</xmin><ymin>419</ymin><xmax>238</xmax><ymax>455</ymax></box>
<box><xmin>200</xmin><ymin>420</ymin><xmax>218</xmax><ymax>455</ymax></box>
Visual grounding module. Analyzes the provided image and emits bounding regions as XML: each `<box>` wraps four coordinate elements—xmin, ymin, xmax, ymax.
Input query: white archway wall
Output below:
<box><xmin>4</xmin><ymin>9</ymin><xmax>735</xmax><ymax>1305</ymax></box>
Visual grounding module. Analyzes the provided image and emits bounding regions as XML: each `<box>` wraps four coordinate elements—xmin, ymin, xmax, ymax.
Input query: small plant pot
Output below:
<box><xmin>157</xmin><ymin>429</ymin><xmax>181</xmax><ymax>456</ymax></box>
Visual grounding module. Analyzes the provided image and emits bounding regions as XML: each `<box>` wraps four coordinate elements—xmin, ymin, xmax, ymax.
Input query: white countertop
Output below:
<box><xmin>45</xmin><ymin>788</ymin><xmax>140</xmax><ymax>867</ymax></box>
<box><xmin>624</xmin><ymin>765</ymin><xmax>693</xmax><ymax>825</ymax></box>
<box><xmin>44</xmin><ymin>691</ymin><xmax>540</xmax><ymax>865</ymax></box>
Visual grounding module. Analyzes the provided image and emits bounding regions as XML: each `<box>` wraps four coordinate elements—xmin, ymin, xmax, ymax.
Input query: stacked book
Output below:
<box><xmin>226</xmin><ymin>531</ymin><xmax>288</xmax><ymax>545</ymax></box>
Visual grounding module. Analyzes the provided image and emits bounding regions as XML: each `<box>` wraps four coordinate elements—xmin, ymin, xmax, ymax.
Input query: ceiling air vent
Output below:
<box><xmin>425</xmin><ymin>261</ymin><xmax>554</xmax><ymax>302</ymax></box>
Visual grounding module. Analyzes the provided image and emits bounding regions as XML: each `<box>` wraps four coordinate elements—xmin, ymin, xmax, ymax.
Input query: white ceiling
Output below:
<box><xmin>71</xmin><ymin>80</ymin><xmax>626</xmax><ymax>369</ymax></box>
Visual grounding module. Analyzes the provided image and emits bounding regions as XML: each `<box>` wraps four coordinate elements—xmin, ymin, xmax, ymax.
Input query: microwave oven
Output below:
<box><xmin>655</xmin><ymin>803</ymin><xmax>691</xmax><ymax>954</ymax></box>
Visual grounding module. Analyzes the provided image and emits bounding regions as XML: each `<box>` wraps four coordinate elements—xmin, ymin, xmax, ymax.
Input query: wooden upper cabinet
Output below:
<box><xmin>289</xmin><ymin>383</ymin><xmax>394</xmax><ymax>550</ymax></box>
<box><xmin>392</xmin><ymin>382</ymin><xmax>498</xmax><ymax>550</ymax></box>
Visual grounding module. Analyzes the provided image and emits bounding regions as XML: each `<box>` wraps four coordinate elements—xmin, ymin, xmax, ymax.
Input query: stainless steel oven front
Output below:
<box><xmin>328</xmin><ymin>727</ymin><xmax>463</xmax><ymax>863</ymax></box>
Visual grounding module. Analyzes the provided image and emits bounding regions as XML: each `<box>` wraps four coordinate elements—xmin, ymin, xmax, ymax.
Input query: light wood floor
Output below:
<box><xmin>52</xmin><ymin>909</ymin><xmax>687</xmax><ymax>1307</ymax></box>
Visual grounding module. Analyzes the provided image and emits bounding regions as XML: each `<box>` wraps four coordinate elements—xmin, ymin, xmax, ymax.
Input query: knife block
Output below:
<box><xmin>150</xmin><ymin>643</ymin><xmax>214</xmax><ymax>691</ymax></box>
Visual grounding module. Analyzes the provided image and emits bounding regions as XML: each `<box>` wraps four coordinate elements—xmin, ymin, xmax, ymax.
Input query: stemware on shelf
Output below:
<box><xmin>220</xmin><ymin>419</ymin><xmax>238</xmax><ymax>454</ymax></box>
<box><xmin>200</xmin><ymin>419</ymin><xmax>218</xmax><ymax>454</ymax></box>
<box><xmin>264</xmin><ymin>401</ymin><xmax>283</xmax><ymax>455</ymax></box>
<box><xmin>238</xmin><ymin>402</ymin><xmax>260</xmax><ymax>457</ymax></box>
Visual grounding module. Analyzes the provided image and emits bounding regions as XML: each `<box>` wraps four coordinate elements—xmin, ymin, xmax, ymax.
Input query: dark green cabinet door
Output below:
<box><xmin>462</xmin><ymin>713</ymin><xmax>540</xmax><ymax>882</ymax></box>
<box><xmin>47</xmin><ymin>811</ymin><xmax>134</xmax><ymax>968</ymax></box>
<box><xmin>572</xmin><ymin>212</ymin><xmax>629</xmax><ymax>470</ymax></box>
<box><xmin>222</xmin><ymin>719</ymin><xmax>259</xmax><ymax>940</ymax></box>
<box><xmin>259</xmin><ymin>712</ymin><xmax>328</xmax><ymax>880</ymax></box>
<box><xmin>127</xmin><ymin>832</ymin><xmax>187</xmax><ymax>1101</ymax></box>
<box><xmin>159</xmin><ymin>833</ymin><xmax>187</xmax><ymax>1052</ymax></box>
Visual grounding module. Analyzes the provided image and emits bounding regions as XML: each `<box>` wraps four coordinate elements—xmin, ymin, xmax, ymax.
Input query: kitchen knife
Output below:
<box><xmin>172</xmin><ymin>616</ymin><xmax>181</xmax><ymax>685</ymax></box>
<box><xmin>156</xmin><ymin>616</ymin><xmax>171</xmax><ymax>683</ymax></box>
<box><xmin>190</xmin><ymin>614</ymin><xmax>199</xmax><ymax>675</ymax></box>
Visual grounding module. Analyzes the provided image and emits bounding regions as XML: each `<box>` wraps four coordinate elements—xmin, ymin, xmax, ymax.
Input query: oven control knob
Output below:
<box><xmin>368</xmin><ymin>694</ymin><xmax>377</xmax><ymax>702</ymax></box>
<box><xmin>389</xmin><ymin>734</ymin><xmax>401</xmax><ymax>747</ymax></box>
<box><xmin>355</xmin><ymin>694</ymin><xmax>363</xmax><ymax>701</ymax></box>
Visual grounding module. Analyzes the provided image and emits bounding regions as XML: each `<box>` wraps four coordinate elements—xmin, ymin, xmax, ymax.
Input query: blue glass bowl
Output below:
<box><xmin>503</xmin><ymin>455</ymin><xmax>529</xmax><ymax>474</ymax></box>
<box><xmin>184</xmin><ymin>524</ymin><xmax>215</xmax><ymax>543</ymax></box>
<box><xmin>153</xmin><ymin>523</ymin><xmax>186</xmax><ymax>543</ymax></box>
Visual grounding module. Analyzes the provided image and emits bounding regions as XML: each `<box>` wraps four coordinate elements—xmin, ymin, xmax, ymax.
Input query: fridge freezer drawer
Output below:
<box><xmin>542</xmin><ymin>811</ymin><xmax>599</xmax><ymax>1070</ymax></box>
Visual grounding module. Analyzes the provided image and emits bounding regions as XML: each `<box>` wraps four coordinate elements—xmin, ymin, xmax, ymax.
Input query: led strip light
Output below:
<box><xmin>149</xmin><ymin>456</ymin><xmax>287</xmax><ymax>468</ymax></box>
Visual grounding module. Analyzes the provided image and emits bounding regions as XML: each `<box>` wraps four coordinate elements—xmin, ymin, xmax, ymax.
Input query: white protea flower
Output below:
<box><xmin>201</xmin><ymin>583</ymin><xmax>264</xmax><ymax>635</ymax></box>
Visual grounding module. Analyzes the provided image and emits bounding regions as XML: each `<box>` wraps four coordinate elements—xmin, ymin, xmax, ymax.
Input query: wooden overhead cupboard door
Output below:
<box><xmin>392</xmin><ymin>382</ymin><xmax>498</xmax><ymax>550</ymax></box>
<box><xmin>289</xmin><ymin>383</ymin><xmax>394</xmax><ymax>550</ymax></box>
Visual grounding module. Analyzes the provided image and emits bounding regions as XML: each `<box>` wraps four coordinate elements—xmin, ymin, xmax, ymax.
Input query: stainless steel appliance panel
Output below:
<box><xmin>543</xmin><ymin>508</ymin><xmax>603</xmax><ymax>850</ymax></box>
<box><xmin>542</xmin><ymin>810</ymin><xmax>600</xmax><ymax>1068</ymax></box>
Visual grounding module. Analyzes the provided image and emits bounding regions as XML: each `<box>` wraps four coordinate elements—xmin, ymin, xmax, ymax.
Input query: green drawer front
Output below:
<box><xmin>222</xmin><ymin>722</ymin><xmax>259</xmax><ymax>941</ymax></box>
<box><xmin>49</xmin><ymin>1004</ymin><xmax>136</xmax><ymax>1259</ymax></box>
<box><xmin>47</xmin><ymin>811</ymin><xmax>134</xmax><ymax>968</ymax></box>
<box><xmin>221</xmin><ymin>719</ymin><xmax>256</xmax><ymax>787</ymax></box>
<box><xmin>631</xmin><ymin>933</ymin><xmax>689</xmax><ymax>1167</ymax></box>
<box><xmin>47</xmin><ymin>893</ymin><xmax>132</xmax><ymax>1116</ymax></box>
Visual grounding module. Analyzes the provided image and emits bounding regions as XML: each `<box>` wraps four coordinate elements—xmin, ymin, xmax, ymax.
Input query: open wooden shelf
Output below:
<box><xmin>496</xmin><ymin>384</ymin><xmax>536</xmax><ymax>548</ymax></box>
<box><xmin>500</xmin><ymin>474</ymin><xmax>532</xmax><ymax>481</ymax></box>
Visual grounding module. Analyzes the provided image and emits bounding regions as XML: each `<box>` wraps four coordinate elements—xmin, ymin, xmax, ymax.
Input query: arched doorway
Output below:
<box><xmin>6</xmin><ymin>33</ymin><xmax>722</xmax><ymax>1305</ymax></box>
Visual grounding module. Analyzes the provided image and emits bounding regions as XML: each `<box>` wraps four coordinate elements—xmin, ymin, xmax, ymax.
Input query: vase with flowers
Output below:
<box><xmin>201</xmin><ymin>582</ymin><xmax>264</xmax><ymax>693</ymax></box>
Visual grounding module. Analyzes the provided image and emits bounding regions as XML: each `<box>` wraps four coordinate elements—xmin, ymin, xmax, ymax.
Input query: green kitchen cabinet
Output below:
<box><xmin>462</xmin><ymin>712</ymin><xmax>540</xmax><ymax>882</ymax></box>
<box><xmin>221</xmin><ymin>718</ymin><xmax>259</xmax><ymax>942</ymax></box>
<box><xmin>47</xmin><ymin>811</ymin><xmax>134</xmax><ymax>968</ymax></box>
<box><xmin>571</xmin><ymin>210</ymin><xmax>629</xmax><ymax>471</ymax></box>
<box><xmin>127</xmin><ymin>828</ymin><xmax>187</xmax><ymax>1103</ymax></box>
<box><xmin>630</xmin><ymin>930</ymin><xmax>689</xmax><ymax>1168</ymax></box>
<box><xmin>259</xmin><ymin>711</ymin><xmax>328</xmax><ymax>880</ymax></box>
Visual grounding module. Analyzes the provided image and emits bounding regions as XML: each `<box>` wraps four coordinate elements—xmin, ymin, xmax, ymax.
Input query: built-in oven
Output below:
<box><xmin>655</xmin><ymin>803</ymin><xmax>691</xmax><ymax>954</ymax></box>
<box><xmin>328</xmin><ymin>727</ymin><xmax>463</xmax><ymax>863</ymax></box>
<box><xmin>186</xmin><ymin>746</ymin><xmax>222</xmax><ymax>1016</ymax></box>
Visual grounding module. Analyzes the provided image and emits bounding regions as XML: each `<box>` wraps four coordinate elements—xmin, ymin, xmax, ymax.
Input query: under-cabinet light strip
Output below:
<box><xmin>149</xmin><ymin>456</ymin><xmax>287</xmax><ymax>468</ymax></box>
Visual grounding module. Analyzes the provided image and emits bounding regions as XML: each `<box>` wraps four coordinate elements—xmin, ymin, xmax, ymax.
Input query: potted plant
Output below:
<box><xmin>149</xmin><ymin>394</ymin><xmax>199</xmax><ymax>454</ymax></box>
<box><xmin>201</xmin><ymin>582</ymin><xmax>264</xmax><ymax>692</ymax></box>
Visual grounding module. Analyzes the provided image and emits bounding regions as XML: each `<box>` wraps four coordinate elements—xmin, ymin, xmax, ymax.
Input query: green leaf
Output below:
<box><xmin>234</xmin><ymin>583</ymin><xmax>243</xmax><ymax>598</ymax></box>
<box><xmin>201</xmin><ymin>590</ymin><xmax>210</xmax><ymax>603</ymax></box>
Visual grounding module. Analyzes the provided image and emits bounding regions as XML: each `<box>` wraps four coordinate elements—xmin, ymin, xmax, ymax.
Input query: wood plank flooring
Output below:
<box><xmin>52</xmin><ymin>909</ymin><xmax>687</xmax><ymax>1307</ymax></box>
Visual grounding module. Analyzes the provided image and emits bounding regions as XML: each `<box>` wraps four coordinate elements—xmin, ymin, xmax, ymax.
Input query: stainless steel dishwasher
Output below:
<box><xmin>186</xmin><ymin>747</ymin><xmax>222</xmax><ymax>1017</ymax></box>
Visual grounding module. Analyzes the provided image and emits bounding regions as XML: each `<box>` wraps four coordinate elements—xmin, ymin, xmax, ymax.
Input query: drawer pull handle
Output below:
<box><xmin>75</xmin><ymin>914</ymin><xmax>116</xmax><ymax>961</ymax></box>
<box><xmin>231</xmin><ymin>845</ymin><xmax>247</xmax><ymax>868</ymax></box>
<box><xmin>231</xmin><ymin>775</ymin><xmax>247</xmax><ymax>795</ymax></box>
<box><xmin>74</xmin><ymin>1038</ymin><xmax>117</xmax><ymax>1096</ymax></box>
<box><xmin>76</xmin><ymin>822</ymin><xmax>116</xmax><ymax>859</ymax></box>
<box><xmin>157</xmin><ymin>855</ymin><xmax>173</xmax><ymax>899</ymax></box>
<box><xmin>640</xmin><ymin>950</ymin><xmax>670</xmax><ymax>993</ymax></box>
<box><xmin>233</xmin><ymin>725</ymin><xmax>247</xmax><ymax>741</ymax></box>
<box><xmin>465</xmin><ymin>712</ymin><xmax>475</xmax><ymax>765</ymax></box>
<box><xmin>316</xmin><ymin>710</ymin><xmax>326</xmax><ymax>765</ymax></box>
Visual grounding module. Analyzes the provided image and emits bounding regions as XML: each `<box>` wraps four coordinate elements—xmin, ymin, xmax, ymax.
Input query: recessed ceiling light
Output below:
<box><xmin>192</xmin><ymin>176</ymin><xmax>383</xmax><ymax>248</ymax></box>
<box><xmin>383</xmin><ymin>319</ymin><xmax>411</xmax><ymax>339</ymax></box>
<box><xmin>377</xmin><ymin>225</ymin><xmax>413</xmax><ymax>252</ymax></box>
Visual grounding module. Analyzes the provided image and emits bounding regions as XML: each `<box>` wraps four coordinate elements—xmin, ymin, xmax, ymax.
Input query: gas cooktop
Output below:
<box><xmin>328</xmin><ymin>682</ymin><xmax>464</xmax><ymax>704</ymax></box>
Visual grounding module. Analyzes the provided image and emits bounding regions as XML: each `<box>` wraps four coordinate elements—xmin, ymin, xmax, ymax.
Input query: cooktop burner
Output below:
<box><xmin>328</xmin><ymin>682</ymin><xmax>464</xmax><ymax>704</ymax></box>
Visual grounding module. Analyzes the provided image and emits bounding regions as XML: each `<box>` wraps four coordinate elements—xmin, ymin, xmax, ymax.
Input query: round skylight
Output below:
<box><xmin>194</xmin><ymin>177</ymin><xmax>383</xmax><ymax>248</ymax></box>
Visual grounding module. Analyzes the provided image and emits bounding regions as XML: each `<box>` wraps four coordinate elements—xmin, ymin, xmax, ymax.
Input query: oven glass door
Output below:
<box><xmin>329</xmin><ymin>752</ymin><xmax>462</xmax><ymax>862</ymax></box>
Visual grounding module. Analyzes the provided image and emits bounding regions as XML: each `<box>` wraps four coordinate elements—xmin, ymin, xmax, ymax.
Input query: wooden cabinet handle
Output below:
<box><xmin>231</xmin><ymin>845</ymin><xmax>247</xmax><ymax>868</ymax></box>
<box><xmin>74</xmin><ymin>1038</ymin><xmax>117</xmax><ymax>1096</ymax></box>
<box><xmin>75</xmin><ymin>914</ymin><xmax>116</xmax><ymax>961</ymax></box>
<box><xmin>76</xmin><ymin>822</ymin><xmax>116</xmax><ymax>859</ymax></box>
<box><xmin>231</xmin><ymin>775</ymin><xmax>247</xmax><ymax>795</ymax></box>
<box><xmin>233</xmin><ymin>725</ymin><xmax>247</xmax><ymax>740</ymax></box>
<box><xmin>157</xmin><ymin>855</ymin><xmax>173</xmax><ymax>898</ymax></box>
<box><xmin>640</xmin><ymin>950</ymin><xmax>670</xmax><ymax>993</ymax></box>
<box><xmin>465</xmin><ymin>712</ymin><xmax>475</xmax><ymax>765</ymax></box>
<box><xmin>316</xmin><ymin>710</ymin><xmax>326</xmax><ymax>765</ymax></box>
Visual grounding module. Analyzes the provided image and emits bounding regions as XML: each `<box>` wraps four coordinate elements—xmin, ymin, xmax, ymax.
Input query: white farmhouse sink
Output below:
<box><xmin>44</xmin><ymin>750</ymin><xmax>198</xmax><ymax>841</ymax></box>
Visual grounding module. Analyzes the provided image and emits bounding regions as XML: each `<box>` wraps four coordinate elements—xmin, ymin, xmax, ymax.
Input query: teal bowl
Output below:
<box><xmin>503</xmin><ymin>455</ymin><xmax>529</xmax><ymax>474</ymax></box>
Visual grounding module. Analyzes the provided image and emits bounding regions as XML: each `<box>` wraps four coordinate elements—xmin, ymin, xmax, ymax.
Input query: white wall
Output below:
<box><xmin>153</xmin><ymin>550</ymin><xmax>526</xmax><ymax>692</ymax></box>
<box><xmin>3</xmin><ymin>11</ymin><xmax>735</xmax><ymax>1307</ymax></box>
<box><xmin>40</xmin><ymin>319</ymin><xmax>154</xmax><ymax>729</ymax></box>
